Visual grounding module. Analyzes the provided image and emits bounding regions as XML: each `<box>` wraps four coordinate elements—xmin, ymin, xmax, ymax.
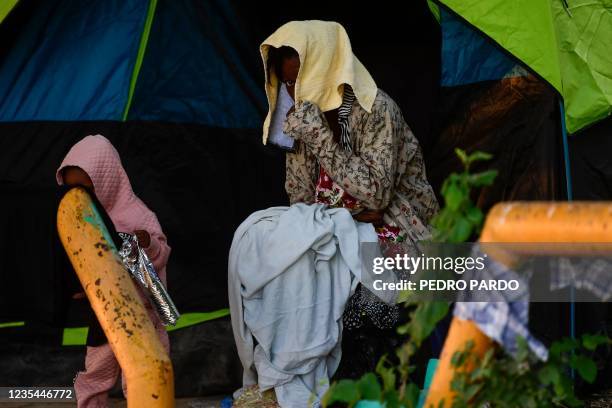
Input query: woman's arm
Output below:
<box><xmin>285</xmin><ymin>140</ymin><xmax>317</xmax><ymax>205</ymax></box>
<box><xmin>284</xmin><ymin>99</ymin><xmax>405</xmax><ymax>210</ymax></box>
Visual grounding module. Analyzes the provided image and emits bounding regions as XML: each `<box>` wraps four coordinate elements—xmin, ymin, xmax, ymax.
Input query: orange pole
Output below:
<box><xmin>424</xmin><ymin>317</ymin><xmax>492</xmax><ymax>407</ymax></box>
<box><xmin>57</xmin><ymin>187</ymin><xmax>174</xmax><ymax>407</ymax></box>
<box><xmin>424</xmin><ymin>201</ymin><xmax>612</xmax><ymax>407</ymax></box>
<box><xmin>481</xmin><ymin>202</ymin><xmax>612</xmax><ymax>245</ymax></box>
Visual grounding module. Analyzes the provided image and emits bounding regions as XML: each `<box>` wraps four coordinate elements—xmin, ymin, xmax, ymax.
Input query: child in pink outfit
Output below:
<box><xmin>57</xmin><ymin>135</ymin><xmax>171</xmax><ymax>408</ymax></box>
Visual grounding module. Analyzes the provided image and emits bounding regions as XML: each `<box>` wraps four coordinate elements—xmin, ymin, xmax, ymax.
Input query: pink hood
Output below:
<box><xmin>57</xmin><ymin>135</ymin><xmax>170</xmax><ymax>280</ymax></box>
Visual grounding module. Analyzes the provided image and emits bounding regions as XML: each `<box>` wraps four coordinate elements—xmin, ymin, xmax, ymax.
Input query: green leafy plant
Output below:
<box><xmin>449</xmin><ymin>334</ymin><xmax>611</xmax><ymax>408</ymax></box>
<box><xmin>431</xmin><ymin>148</ymin><xmax>498</xmax><ymax>243</ymax></box>
<box><xmin>324</xmin><ymin>148</ymin><xmax>609</xmax><ymax>407</ymax></box>
<box><xmin>323</xmin><ymin>149</ymin><xmax>496</xmax><ymax>408</ymax></box>
<box><xmin>322</xmin><ymin>299</ymin><xmax>450</xmax><ymax>408</ymax></box>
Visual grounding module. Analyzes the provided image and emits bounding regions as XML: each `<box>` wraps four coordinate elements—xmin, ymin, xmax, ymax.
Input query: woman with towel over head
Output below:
<box><xmin>234</xmin><ymin>20</ymin><xmax>439</xmax><ymax>406</ymax></box>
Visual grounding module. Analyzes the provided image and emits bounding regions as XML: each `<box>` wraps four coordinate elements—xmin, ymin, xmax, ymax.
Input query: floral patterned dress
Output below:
<box><xmin>281</xmin><ymin>88</ymin><xmax>440</xmax><ymax>382</ymax></box>
<box><xmin>284</xmin><ymin>89</ymin><xmax>438</xmax><ymax>245</ymax></box>
<box><xmin>315</xmin><ymin>167</ymin><xmax>406</xmax><ymax>243</ymax></box>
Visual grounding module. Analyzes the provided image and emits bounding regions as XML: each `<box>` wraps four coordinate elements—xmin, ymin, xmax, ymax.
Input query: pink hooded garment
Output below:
<box><xmin>56</xmin><ymin>135</ymin><xmax>171</xmax><ymax>283</ymax></box>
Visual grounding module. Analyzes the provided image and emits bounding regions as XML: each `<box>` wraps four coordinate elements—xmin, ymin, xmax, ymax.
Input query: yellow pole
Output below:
<box><xmin>481</xmin><ymin>202</ymin><xmax>612</xmax><ymax>245</ymax></box>
<box><xmin>424</xmin><ymin>317</ymin><xmax>492</xmax><ymax>407</ymax></box>
<box><xmin>424</xmin><ymin>201</ymin><xmax>612</xmax><ymax>407</ymax></box>
<box><xmin>57</xmin><ymin>187</ymin><xmax>174</xmax><ymax>407</ymax></box>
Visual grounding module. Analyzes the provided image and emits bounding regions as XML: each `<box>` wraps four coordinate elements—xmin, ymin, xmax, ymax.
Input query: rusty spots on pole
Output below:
<box><xmin>94</xmin><ymin>242</ymin><xmax>110</xmax><ymax>252</ymax></box>
<box><xmin>95</xmin><ymin>278</ymin><xmax>101</xmax><ymax>286</ymax></box>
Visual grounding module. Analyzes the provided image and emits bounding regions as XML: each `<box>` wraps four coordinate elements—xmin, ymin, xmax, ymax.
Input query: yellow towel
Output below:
<box><xmin>260</xmin><ymin>20</ymin><xmax>377</xmax><ymax>144</ymax></box>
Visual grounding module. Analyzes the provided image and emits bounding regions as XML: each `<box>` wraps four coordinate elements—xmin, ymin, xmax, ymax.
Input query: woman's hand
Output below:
<box><xmin>283</xmin><ymin>101</ymin><xmax>323</xmax><ymax>141</ymax></box>
<box><xmin>353</xmin><ymin>209</ymin><xmax>385</xmax><ymax>227</ymax></box>
<box><xmin>134</xmin><ymin>230</ymin><xmax>151</xmax><ymax>248</ymax></box>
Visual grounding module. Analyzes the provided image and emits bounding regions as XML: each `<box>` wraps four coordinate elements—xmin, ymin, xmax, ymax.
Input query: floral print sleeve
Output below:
<box><xmin>283</xmin><ymin>99</ymin><xmax>398</xmax><ymax>210</ymax></box>
<box><xmin>285</xmin><ymin>139</ymin><xmax>318</xmax><ymax>205</ymax></box>
<box><xmin>283</xmin><ymin>89</ymin><xmax>439</xmax><ymax>243</ymax></box>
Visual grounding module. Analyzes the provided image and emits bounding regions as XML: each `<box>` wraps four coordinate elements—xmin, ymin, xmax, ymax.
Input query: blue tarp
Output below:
<box><xmin>0</xmin><ymin>0</ymin><xmax>265</xmax><ymax>128</ymax></box>
<box><xmin>127</xmin><ymin>0</ymin><xmax>266</xmax><ymax>128</ymax></box>
<box><xmin>440</xmin><ymin>9</ymin><xmax>516</xmax><ymax>87</ymax></box>
<box><xmin>0</xmin><ymin>0</ymin><xmax>146</xmax><ymax>121</ymax></box>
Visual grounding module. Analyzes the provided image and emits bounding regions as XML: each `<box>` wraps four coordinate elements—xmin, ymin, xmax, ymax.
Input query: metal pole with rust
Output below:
<box><xmin>424</xmin><ymin>202</ymin><xmax>612</xmax><ymax>407</ymax></box>
<box><xmin>57</xmin><ymin>187</ymin><xmax>174</xmax><ymax>407</ymax></box>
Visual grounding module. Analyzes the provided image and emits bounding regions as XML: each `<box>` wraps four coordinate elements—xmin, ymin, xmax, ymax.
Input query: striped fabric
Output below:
<box><xmin>337</xmin><ymin>85</ymin><xmax>356</xmax><ymax>152</ymax></box>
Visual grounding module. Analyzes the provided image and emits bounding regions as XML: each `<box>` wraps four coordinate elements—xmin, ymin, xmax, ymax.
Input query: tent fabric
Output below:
<box><xmin>570</xmin><ymin>117</ymin><xmax>612</xmax><ymax>201</ymax></box>
<box><xmin>438</xmin><ymin>0</ymin><xmax>612</xmax><ymax>134</ymax></box>
<box><xmin>0</xmin><ymin>0</ymin><xmax>19</xmax><ymax>24</ymax></box>
<box><xmin>0</xmin><ymin>0</ymin><xmax>266</xmax><ymax>129</ymax></box>
<box><xmin>122</xmin><ymin>0</ymin><xmax>158</xmax><ymax>120</ymax></box>
<box><xmin>0</xmin><ymin>184</ymin><xmax>75</xmax><ymax>326</ymax></box>
<box><xmin>0</xmin><ymin>0</ymin><xmax>147</xmax><ymax>121</ymax></box>
<box><xmin>440</xmin><ymin>9</ymin><xmax>516</xmax><ymax>87</ymax></box>
<box><xmin>425</xmin><ymin>75</ymin><xmax>565</xmax><ymax>212</ymax></box>
<box><xmin>126</xmin><ymin>0</ymin><xmax>266</xmax><ymax>128</ymax></box>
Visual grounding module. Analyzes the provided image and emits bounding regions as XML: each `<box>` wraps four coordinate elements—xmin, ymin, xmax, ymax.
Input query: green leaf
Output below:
<box><xmin>538</xmin><ymin>365</ymin><xmax>561</xmax><ymax>385</ymax></box>
<box><xmin>357</xmin><ymin>373</ymin><xmax>382</xmax><ymax>400</ymax></box>
<box><xmin>553</xmin><ymin>373</ymin><xmax>574</xmax><ymax>399</ymax></box>
<box><xmin>570</xmin><ymin>355</ymin><xmax>597</xmax><ymax>383</ymax></box>
<box><xmin>465</xmin><ymin>205</ymin><xmax>484</xmax><ymax>226</ymax></box>
<box><xmin>454</xmin><ymin>148</ymin><xmax>468</xmax><ymax>166</ymax></box>
<box><xmin>466</xmin><ymin>151</ymin><xmax>493</xmax><ymax>163</ymax></box>
<box><xmin>431</xmin><ymin>208</ymin><xmax>452</xmax><ymax>230</ymax></box>
<box><xmin>449</xmin><ymin>217</ymin><xmax>473</xmax><ymax>243</ymax></box>
<box><xmin>515</xmin><ymin>337</ymin><xmax>530</xmax><ymax>362</ymax></box>
<box><xmin>463</xmin><ymin>383</ymin><xmax>482</xmax><ymax>400</ymax></box>
<box><xmin>376</xmin><ymin>357</ymin><xmax>396</xmax><ymax>391</ymax></box>
<box><xmin>549</xmin><ymin>337</ymin><xmax>580</xmax><ymax>357</ymax></box>
<box><xmin>582</xmin><ymin>334</ymin><xmax>611</xmax><ymax>351</ymax></box>
<box><xmin>402</xmin><ymin>383</ymin><xmax>420</xmax><ymax>408</ymax></box>
<box><xmin>382</xmin><ymin>389</ymin><xmax>400</xmax><ymax>408</ymax></box>
<box><xmin>323</xmin><ymin>379</ymin><xmax>360</xmax><ymax>406</ymax></box>
<box><xmin>443</xmin><ymin>182</ymin><xmax>464</xmax><ymax>211</ymax></box>
<box><xmin>396</xmin><ymin>323</ymin><xmax>409</xmax><ymax>336</ymax></box>
<box><xmin>481</xmin><ymin>348</ymin><xmax>495</xmax><ymax>368</ymax></box>
<box><xmin>451</xmin><ymin>350</ymin><xmax>466</xmax><ymax>368</ymax></box>
<box><xmin>407</xmin><ymin>302</ymin><xmax>450</xmax><ymax>345</ymax></box>
<box><xmin>468</xmin><ymin>170</ymin><xmax>498</xmax><ymax>187</ymax></box>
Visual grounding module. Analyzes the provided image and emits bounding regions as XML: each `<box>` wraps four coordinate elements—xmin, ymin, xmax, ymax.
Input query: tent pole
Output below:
<box><xmin>560</xmin><ymin>100</ymin><xmax>576</xmax><ymax>380</ymax></box>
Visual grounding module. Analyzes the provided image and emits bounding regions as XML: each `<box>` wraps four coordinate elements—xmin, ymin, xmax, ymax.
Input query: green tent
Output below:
<box><xmin>432</xmin><ymin>0</ymin><xmax>612</xmax><ymax>134</ymax></box>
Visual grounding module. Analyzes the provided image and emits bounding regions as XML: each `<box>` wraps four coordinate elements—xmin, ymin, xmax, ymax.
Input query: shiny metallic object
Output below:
<box><xmin>118</xmin><ymin>232</ymin><xmax>180</xmax><ymax>326</ymax></box>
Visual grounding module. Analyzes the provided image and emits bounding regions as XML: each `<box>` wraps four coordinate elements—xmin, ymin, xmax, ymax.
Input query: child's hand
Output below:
<box><xmin>134</xmin><ymin>230</ymin><xmax>151</xmax><ymax>248</ymax></box>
